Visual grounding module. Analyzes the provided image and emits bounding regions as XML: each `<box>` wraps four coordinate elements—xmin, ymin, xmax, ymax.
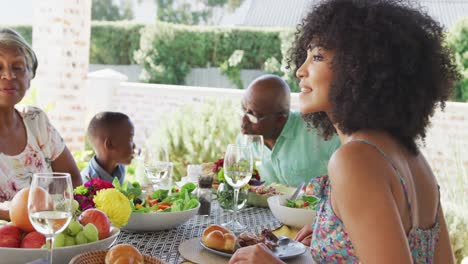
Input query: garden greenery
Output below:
<box><xmin>447</xmin><ymin>17</ymin><xmax>468</xmax><ymax>102</ymax></box>
<box><xmin>7</xmin><ymin>18</ymin><xmax>468</xmax><ymax>96</ymax></box>
<box><xmin>146</xmin><ymin>98</ymin><xmax>240</xmax><ymax>180</ymax></box>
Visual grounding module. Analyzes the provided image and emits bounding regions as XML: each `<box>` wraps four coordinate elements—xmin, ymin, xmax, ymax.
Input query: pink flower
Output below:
<box><xmin>74</xmin><ymin>194</ymin><xmax>94</xmax><ymax>211</ymax></box>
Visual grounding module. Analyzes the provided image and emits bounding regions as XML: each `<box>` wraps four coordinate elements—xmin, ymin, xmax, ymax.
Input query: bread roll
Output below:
<box><xmin>105</xmin><ymin>244</ymin><xmax>144</xmax><ymax>264</ymax></box>
<box><xmin>201</xmin><ymin>224</ymin><xmax>236</xmax><ymax>253</ymax></box>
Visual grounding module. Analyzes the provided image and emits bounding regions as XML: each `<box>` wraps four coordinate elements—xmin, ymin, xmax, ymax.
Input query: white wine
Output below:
<box><xmin>224</xmin><ymin>171</ymin><xmax>252</xmax><ymax>188</ymax></box>
<box><xmin>30</xmin><ymin>211</ymin><xmax>71</xmax><ymax>236</ymax></box>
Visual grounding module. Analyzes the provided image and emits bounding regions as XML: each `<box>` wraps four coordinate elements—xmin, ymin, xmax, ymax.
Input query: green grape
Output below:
<box><xmin>72</xmin><ymin>200</ymin><xmax>80</xmax><ymax>212</ymax></box>
<box><xmin>75</xmin><ymin>231</ymin><xmax>88</xmax><ymax>245</ymax></box>
<box><xmin>83</xmin><ymin>223</ymin><xmax>99</xmax><ymax>242</ymax></box>
<box><xmin>64</xmin><ymin>234</ymin><xmax>76</xmax><ymax>246</ymax></box>
<box><xmin>67</xmin><ymin>220</ymin><xmax>82</xmax><ymax>236</ymax></box>
<box><xmin>53</xmin><ymin>233</ymin><xmax>65</xmax><ymax>248</ymax></box>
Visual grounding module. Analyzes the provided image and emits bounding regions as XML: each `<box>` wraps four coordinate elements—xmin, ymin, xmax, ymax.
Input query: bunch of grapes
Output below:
<box><xmin>53</xmin><ymin>200</ymin><xmax>99</xmax><ymax>247</ymax></box>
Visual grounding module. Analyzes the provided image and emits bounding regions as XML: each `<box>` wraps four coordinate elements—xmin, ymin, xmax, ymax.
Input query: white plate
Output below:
<box><xmin>123</xmin><ymin>204</ymin><xmax>200</xmax><ymax>231</ymax></box>
<box><xmin>0</xmin><ymin>227</ymin><xmax>119</xmax><ymax>264</ymax></box>
<box><xmin>200</xmin><ymin>239</ymin><xmax>307</xmax><ymax>260</ymax></box>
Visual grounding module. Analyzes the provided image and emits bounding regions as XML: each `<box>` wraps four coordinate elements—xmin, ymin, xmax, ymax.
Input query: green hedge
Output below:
<box><xmin>8</xmin><ymin>22</ymin><xmax>144</xmax><ymax>65</ymax></box>
<box><xmin>7</xmin><ymin>25</ymin><xmax>32</xmax><ymax>44</ymax></box>
<box><xmin>90</xmin><ymin>21</ymin><xmax>144</xmax><ymax>64</ymax></box>
<box><xmin>135</xmin><ymin>22</ymin><xmax>285</xmax><ymax>86</ymax></box>
<box><xmin>447</xmin><ymin>17</ymin><xmax>468</xmax><ymax>102</ymax></box>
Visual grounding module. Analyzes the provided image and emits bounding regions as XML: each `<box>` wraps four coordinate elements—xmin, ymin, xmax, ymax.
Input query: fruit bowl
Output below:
<box><xmin>123</xmin><ymin>204</ymin><xmax>200</xmax><ymax>231</ymax></box>
<box><xmin>0</xmin><ymin>227</ymin><xmax>119</xmax><ymax>264</ymax></box>
<box><xmin>267</xmin><ymin>195</ymin><xmax>316</xmax><ymax>228</ymax></box>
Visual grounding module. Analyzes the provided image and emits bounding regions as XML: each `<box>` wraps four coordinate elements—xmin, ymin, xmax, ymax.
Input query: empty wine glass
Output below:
<box><xmin>222</xmin><ymin>144</ymin><xmax>253</xmax><ymax>233</ymax></box>
<box><xmin>28</xmin><ymin>173</ymin><xmax>73</xmax><ymax>264</ymax></box>
<box><xmin>142</xmin><ymin>144</ymin><xmax>172</xmax><ymax>192</ymax></box>
<box><xmin>241</xmin><ymin>134</ymin><xmax>264</xmax><ymax>167</ymax></box>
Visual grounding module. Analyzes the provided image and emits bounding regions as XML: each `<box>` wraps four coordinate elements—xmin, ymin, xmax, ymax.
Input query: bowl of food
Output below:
<box><xmin>124</xmin><ymin>204</ymin><xmax>200</xmax><ymax>231</ymax></box>
<box><xmin>267</xmin><ymin>195</ymin><xmax>318</xmax><ymax>228</ymax></box>
<box><xmin>0</xmin><ymin>226</ymin><xmax>119</xmax><ymax>264</ymax></box>
<box><xmin>247</xmin><ymin>184</ymin><xmax>296</xmax><ymax>208</ymax></box>
<box><xmin>123</xmin><ymin>183</ymin><xmax>200</xmax><ymax>231</ymax></box>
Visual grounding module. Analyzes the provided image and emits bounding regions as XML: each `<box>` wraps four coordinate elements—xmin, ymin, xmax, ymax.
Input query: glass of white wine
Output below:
<box><xmin>241</xmin><ymin>134</ymin><xmax>264</xmax><ymax>167</ymax></box>
<box><xmin>142</xmin><ymin>145</ymin><xmax>172</xmax><ymax>192</ymax></box>
<box><xmin>28</xmin><ymin>172</ymin><xmax>73</xmax><ymax>264</ymax></box>
<box><xmin>222</xmin><ymin>144</ymin><xmax>253</xmax><ymax>233</ymax></box>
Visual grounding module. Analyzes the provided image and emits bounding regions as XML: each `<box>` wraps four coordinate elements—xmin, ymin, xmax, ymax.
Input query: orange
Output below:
<box><xmin>9</xmin><ymin>187</ymin><xmax>53</xmax><ymax>232</ymax></box>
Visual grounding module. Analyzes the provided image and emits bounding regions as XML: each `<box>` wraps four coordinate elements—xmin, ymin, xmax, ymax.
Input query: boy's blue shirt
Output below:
<box><xmin>81</xmin><ymin>155</ymin><xmax>125</xmax><ymax>184</ymax></box>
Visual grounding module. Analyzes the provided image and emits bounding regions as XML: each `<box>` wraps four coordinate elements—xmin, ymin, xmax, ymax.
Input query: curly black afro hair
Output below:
<box><xmin>290</xmin><ymin>0</ymin><xmax>460</xmax><ymax>154</ymax></box>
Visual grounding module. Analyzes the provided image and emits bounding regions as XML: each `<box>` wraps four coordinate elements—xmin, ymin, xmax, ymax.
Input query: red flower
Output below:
<box><xmin>213</xmin><ymin>158</ymin><xmax>224</xmax><ymax>173</ymax></box>
<box><xmin>84</xmin><ymin>178</ymin><xmax>113</xmax><ymax>195</ymax></box>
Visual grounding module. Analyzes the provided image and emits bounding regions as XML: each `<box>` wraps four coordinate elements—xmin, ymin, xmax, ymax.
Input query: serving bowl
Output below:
<box><xmin>123</xmin><ymin>204</ymin><xmax>200</xmax><ymax>231</ymax></box>
<box><xmin>0</xmin><ymin>227</ymin><xmax>119</xmax><ymax>264</ymax></box>
<box><xmin>267</xmin><ymin>195</ymin><xmax>316</xmax><ymax>228</ymax></box>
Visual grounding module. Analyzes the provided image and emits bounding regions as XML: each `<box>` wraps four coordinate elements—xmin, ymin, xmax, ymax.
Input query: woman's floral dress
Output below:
<box><xmin>0</xmin><ymin>106</ymin><xmax>65</xmax><ymax>202</ymax></box>
<box><xmin>309</xmin><ymin>139</ymin><xmax>440</xmax><ymax>263</ymax></box>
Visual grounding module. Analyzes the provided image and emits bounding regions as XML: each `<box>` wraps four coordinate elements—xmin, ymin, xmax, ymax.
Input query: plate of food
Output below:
<box><xmin>0</xmin><ymin>226</ymin><xmax>119</xmax><ymax>264</ymax></box>
<box><xmin>247</xmin><ymin>184</ymin><xmax>293</xmax><ymax>208</ymax></box>
<box><xmin>199</xmin><ymin>224</ymin><xmax>307</xmax><ymax>260</ymax></box>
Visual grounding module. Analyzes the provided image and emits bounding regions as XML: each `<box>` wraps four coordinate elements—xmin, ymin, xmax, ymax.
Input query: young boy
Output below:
<box><xmin>81</xmin><ymin>112</ymin><xmax>136</xmax><ymax>184</ymax></box>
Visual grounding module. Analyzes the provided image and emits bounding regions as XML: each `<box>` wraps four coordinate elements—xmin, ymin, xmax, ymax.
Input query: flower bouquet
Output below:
<box><xmin>73</xmin><ymin>178</ymin><xmax>138</xmax><ymax>228</ymax></box>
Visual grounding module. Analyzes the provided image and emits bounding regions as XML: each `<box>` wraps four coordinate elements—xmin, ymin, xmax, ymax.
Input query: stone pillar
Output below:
<box><xmin>31</xmin><ymin>0</ymin><xmax>92</xmax><ymax>151</ymax></box>
<box><xmin>85</xmin><ymin>69</ymin><xmax>128</xmax><ymax>125</ymax></box>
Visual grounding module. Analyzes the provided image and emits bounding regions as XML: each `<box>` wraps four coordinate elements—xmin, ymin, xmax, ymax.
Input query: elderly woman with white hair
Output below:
<box><xmin>0</xmin><ymin>28</ymin><xmax>82</xmax><ymax>220</ymax></box>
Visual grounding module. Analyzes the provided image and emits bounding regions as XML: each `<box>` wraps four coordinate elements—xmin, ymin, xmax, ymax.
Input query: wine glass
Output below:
<box><xmin>241</xmin><ymin>134</ymin><xmax>264</xmax><ymax>167</ymax></box>
<box><xmin>28</xmin><ymin>172</ymin><xmax>73</xmax><ymax>264</ymax></box>
<box><xmin>142</xmin><ymin>144</ymin><xmax>172</xmax><ymax>192</ymax></box>
<box><xmin>222</xmin><ymin>144</ymin><xmax>253</xmax><ymax>233</ymax></box>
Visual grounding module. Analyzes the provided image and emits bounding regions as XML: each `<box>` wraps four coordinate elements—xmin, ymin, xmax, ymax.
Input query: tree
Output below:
<box><xmin>155</xmin><ymin>0</ymin><xmax>244</xmax><ymax>25</ymax></box>
<box><xmin>92</xmin><ymin>0</ymin><xmax>134</xmax><ymax>21</ymax></box>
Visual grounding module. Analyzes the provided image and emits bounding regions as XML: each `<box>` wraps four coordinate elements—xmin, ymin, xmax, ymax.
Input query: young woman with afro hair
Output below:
<box><xmin>229</xmin><ymin>0</ymin><xmax>459</xmax><ymax>263</ymax></box>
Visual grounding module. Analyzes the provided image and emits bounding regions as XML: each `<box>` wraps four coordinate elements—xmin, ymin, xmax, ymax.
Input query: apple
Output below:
<box><xmin>0</xmin><ymin>225</ymin><xmax>22</xmax><ymax>248</ymax></box>
<box><xmin>78</xmin><ymin>209</ymin><xmax>110</xmax><ymax>240</ymax></box>
<box><xmin>20</xmin><ymin>231</ymin><xmax>46</xmax><ymax>248</ymax></box>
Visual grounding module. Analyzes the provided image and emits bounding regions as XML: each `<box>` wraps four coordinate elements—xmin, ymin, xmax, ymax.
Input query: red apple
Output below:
<box><xmin>20</xmin><ymin>231</ymin><xmax>46</xmax><ymax>248</ymax></box>
<box><xmin>0</xmin><ymin>225</ymin><xmax>22</xmax><ymax>248</ymax></box>
<box><xmin>78</xmin><ymin>209</ymin><xmax>110</xmax><ymax>240</ymax></box>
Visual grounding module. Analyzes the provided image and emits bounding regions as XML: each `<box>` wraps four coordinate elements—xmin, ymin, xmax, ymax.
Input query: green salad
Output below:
<box><xmin>286</xmin><ymin>195</ymin><xmax>319</xmax><ymax>210</ymax></box>
<box><xmin>131</xmin><ymin>183</ymin><xmax>199</xmax><ymax>213</ymax></box>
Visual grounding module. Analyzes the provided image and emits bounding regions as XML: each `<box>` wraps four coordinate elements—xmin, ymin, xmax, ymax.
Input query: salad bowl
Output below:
<box><xmin>267</xmin><ymin>195</ymin><xmax>317</xmax><ymax>228</ymax></box>
<box><xmin>123</xmin><ymin>204</ymin><xmax>200</xmax><ymax>231</ymax></box>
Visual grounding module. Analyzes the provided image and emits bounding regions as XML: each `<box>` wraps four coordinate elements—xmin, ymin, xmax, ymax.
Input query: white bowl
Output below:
<box><xmin>267</xmin><ymin>195</ymin><xmax>316</xmax><ymax>228</ymax></box>
<box><xmin>123</xmin><ymin>204</ymin><xmax>200</xmax><ymax>231</ymax></box>
<box><xmin>0</xmin><ymin>226</ymin><xmax>119</xmax><ymax>264</ymax></box>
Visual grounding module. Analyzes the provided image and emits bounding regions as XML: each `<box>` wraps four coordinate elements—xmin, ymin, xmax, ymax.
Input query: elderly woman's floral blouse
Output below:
<box><xmin>308</xmin><ymin>139</ymin><xmax>440</xmax><ymax>263</ymax></box>
<box><xmin>0</xmin><ymin>106</ymin><xmax>65</xmax><ymax>202</ymax></box>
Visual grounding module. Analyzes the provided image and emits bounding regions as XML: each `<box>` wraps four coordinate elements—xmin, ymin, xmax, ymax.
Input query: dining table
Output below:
<box><xmin>114</xmin><ymin>201</ymin><xmax>314</xmax><ymax>264</ymax></box>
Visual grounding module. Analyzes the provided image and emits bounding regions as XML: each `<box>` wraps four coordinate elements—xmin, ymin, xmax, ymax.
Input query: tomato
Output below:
<box><xmin>157</xmin><ymin>203</ymin><xmax>171</xmax><ymax>210</ymax></box>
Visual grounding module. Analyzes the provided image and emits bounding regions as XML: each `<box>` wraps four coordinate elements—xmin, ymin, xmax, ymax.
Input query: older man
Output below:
<box><xmin>237</xmin><ymin>74</ymin><xmax>340</xmax><ymax>187</ymax></box>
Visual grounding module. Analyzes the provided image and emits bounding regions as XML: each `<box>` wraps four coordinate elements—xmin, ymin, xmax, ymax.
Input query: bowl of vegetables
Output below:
<box><xmin>123</xmin><ymin>183</ymin><xmax>200</xmax><ymax>231</ymax></box>
<box><xmin>267</xmin><ymin>194</ymin><xmax>318</xmax><ymax>228</ymax></box>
